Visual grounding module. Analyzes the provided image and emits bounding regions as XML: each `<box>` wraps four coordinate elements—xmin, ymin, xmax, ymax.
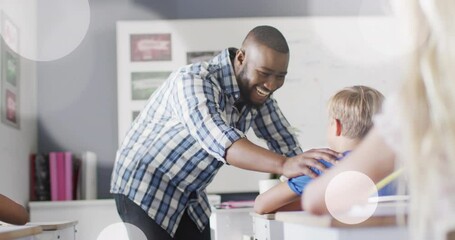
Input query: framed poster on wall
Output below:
<box><xmin>130</xmin><ymin>33</ymin><xmax>172</xmax><ymax>62</ymax></box>
<box><xmin>186</xmin><ymin>51</ymin><xmax>219</xmax><ymax>64</ymax></box>
<box><xmin>131</xmin><ymin>71</ymin><xmax>170</xmax><ymax>100</ymax></box>
<box><xmin>1</xmin><ymin>11</ymin><xmax>20</xmax><ymax>129</ymax></box>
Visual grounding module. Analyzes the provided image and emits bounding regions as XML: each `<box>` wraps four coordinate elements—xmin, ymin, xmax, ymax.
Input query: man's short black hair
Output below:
<box><xmin>244</xmin><ymin>25</ymin><xmax>289</xmax><ymax>54</ymax></box>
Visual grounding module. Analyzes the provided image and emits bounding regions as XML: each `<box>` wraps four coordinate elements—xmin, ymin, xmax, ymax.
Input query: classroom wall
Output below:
<box><xmin>0</xmin><ymin>3</ymin><xmax>37</xmax><ymax>206</ymax></box>
<box><xmin>37</xmin><ymin>0</ymin><xmax>387</xmax><ymax>198</ymax></box>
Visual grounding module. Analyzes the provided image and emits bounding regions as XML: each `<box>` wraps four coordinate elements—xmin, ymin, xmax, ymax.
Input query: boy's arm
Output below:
<box><xmin>254</xmin><ymin>182</ymin><xmax>301</xmax><ymax>214</ymax></box>
<box><xmin>302</xmin><ymin>128</ymin><xmax>396</xmax><ymax>215</ymax></box>
<box><xmin>273</xmin><ymin>199</ymin><xmax>302</xmax><ymax>212</ymax></box>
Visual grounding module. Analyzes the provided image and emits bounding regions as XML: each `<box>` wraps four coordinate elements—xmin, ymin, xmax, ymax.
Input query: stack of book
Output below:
<box><xmin>29</xmin><ymin>151</ymin><xmax>97</xmax><ymax>201</ymax></box>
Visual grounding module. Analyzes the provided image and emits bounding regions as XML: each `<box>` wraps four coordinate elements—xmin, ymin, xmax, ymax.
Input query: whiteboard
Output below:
<box><xmin>117</xmin><ymin>16</ymin><xmax>404</xmax><ymax>193</ymax></box>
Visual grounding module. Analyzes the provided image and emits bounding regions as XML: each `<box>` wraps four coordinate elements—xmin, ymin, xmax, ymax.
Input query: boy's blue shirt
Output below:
<box><xmin>287</xmin><ymin>150</ymin><xmax>396</xmax><ymax>196</ymax></box>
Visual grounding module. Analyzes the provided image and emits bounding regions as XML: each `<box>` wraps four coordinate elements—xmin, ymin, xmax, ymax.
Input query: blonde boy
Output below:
<box><xmin>254</xmin><ymin>85</ymin><xmax>387</xmax><ymax>214</ymax></box>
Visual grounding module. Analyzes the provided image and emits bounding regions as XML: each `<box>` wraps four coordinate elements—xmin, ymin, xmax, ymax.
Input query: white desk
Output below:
<box><xmin>0</xmin><ymin>225</ymin><xmax>42</xmax><ymax>240</ymax></box>
<box><xmin>275</xmin><ymin>203</ymin><xmax>408</xmax><ymax>240</ymax></box>
<box><xmin>29</xmin><ymin>200</ymin><xmax>121</xmax><ymax>240</ymax></box>
<box><xmin>210</xmin><ymin>207</ymin><xmax>254</xmax><ymax>240</ymax></box>
<box><xmin>250</xmin><ymin>213</ymin><xmax>283</xmax><ymax>240</ymax></box>
<box><xmin>26</xmin><ymin>221</ymin><xmax>77</xmax><ymax>240</ymax></box>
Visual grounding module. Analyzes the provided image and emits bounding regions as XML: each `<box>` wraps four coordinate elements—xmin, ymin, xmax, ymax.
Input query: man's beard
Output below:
<box><xmin>236</xmin><ymin>66</ymin><xmax>263</xmax><ymax>109</ymax></box>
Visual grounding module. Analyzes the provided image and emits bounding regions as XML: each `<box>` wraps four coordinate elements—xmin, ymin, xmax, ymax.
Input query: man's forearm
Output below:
<box><xmin>225</xmin><ymin>138</ymin><xmax>286</xmax><ymax>174</ymax></box>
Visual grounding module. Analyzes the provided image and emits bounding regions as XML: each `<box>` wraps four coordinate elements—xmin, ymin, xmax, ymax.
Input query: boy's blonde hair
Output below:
<box><xmin>328</xmin><ymin>85</ymin><xmax>384</xmax><ymax>139</ymax></box>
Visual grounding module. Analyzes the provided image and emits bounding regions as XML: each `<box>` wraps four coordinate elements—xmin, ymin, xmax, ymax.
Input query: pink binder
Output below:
<box><xmin>49</xmin><ymin>152</ymin><xmax>59</xmax><ymax>201</ymax></box>
<box><xmin>57</xmin><ymin>152</ymin><xmax>65</xmax><ymax>201</ymax></box>
<box><xmin>64</xmin><ymin>152</ymin><xmax>73</xmax><ymax>200</ymax></box>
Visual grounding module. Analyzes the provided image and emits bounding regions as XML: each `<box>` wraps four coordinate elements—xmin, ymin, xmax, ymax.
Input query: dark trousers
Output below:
<box><xmin>113</xmin><ymin>194</ymin><xmax>211</xmax><ymax>240</ymax></box>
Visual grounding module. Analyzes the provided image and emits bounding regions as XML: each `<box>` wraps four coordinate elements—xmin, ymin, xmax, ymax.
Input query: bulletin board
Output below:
<box><xmin>116</xmin><ymin>16</ymin><xmax>403</xmax><ymax>193</ymax></box>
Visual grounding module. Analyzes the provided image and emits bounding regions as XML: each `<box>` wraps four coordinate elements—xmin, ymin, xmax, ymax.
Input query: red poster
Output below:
<box><xmin>6</xmin><ymin>90</ymin><xmax>16</xmax><ymax>123</ymax></box>
<box><xmin>130</xmin><ymin>34</ymin><xmax>172</xmax><ymax>62</ymax></box>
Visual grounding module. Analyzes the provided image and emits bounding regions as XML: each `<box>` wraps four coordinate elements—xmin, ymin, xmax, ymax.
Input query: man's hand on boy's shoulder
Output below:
<box><xmin>282</xmin><ymin>148</ymin><xmax>341</xmax><ymax>179</ymax></box>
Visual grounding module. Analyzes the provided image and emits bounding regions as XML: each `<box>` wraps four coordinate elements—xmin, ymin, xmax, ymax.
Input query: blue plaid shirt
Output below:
<box><xmin>110</xmin><ymin>48</ymin><xmax>302</xmax><ymax>236</ymax></box>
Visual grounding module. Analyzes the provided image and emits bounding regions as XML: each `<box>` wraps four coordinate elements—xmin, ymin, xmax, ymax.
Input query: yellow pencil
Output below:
<box><xmin>369</xmin><ymin>168</ymin><xmax>404</xmax><ymax>195</ymax></box>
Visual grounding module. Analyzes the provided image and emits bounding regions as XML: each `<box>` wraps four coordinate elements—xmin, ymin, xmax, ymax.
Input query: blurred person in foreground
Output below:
<box><xmin>303</xmin><ymin>1</ymin><xmax>455</xmax><ymax>239</ymax></box>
